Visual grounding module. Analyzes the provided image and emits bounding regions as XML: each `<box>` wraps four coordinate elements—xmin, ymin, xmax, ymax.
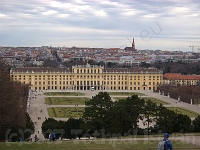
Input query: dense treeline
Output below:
<box><xmin>62</xmin><ymin>59</ymin><xmax>200</xmax><ymax>75</ymax></box>
<box><xmin>0</xmin><ymin>61</ymin><xmax>34</xmax><ymax>141</ymax></box>
<box><xmin>43</xmin><ymin>58</ymin><xmax>58</xmax><ymax>68</ymax></box>
<box><xmin>41</xmin><ymin>92</ymin><xmax>200</xmax><ymax>139</ymax></box>
<box><xmin>154</xmin><ymin>61</ymin><xmax>200</xmax><ymax>74</ymax></box>
<box><xmin>158</xmin><ymin>85</ymin><xmax>200</xmax><ymax>104</ymax></box>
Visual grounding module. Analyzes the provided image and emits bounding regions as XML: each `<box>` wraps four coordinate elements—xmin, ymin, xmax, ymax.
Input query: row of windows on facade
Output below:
<box><xmin>14</xmin><ymin>78</ymin><xmax>161</xmax><ymax>81</ymax></box>
<box><xmin>33</xmin><ymin>86</ymin><xmax>155</xmax><ymax>91</ymax></box>
<box><xmin>13</xmin><ymin>75</ymin><xmax>161</xmax><ymax>81</ymax></box>
<box><xmin>73</xmin><ymin>69</ymin><xmax>156</xmax><ymax>74</ymax></box>
<box><xmin>31</xmin><ymin>81</ymin><xmax>160</xmax><ymax>86</ymax></box>
<box><xmin>73</xmin><ymin>69</ymin><xmax>101</xmax><ymax>73</ymax></box>
<box><xmin>12</xmin><ymin>75</ymin><xmax>161</xmax><ymax>78</ymax></box>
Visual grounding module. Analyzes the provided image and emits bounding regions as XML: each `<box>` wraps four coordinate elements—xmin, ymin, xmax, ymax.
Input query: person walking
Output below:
<box><xmin>51</xmin><ymin>132</ymin><xmax>56</xmax><ymax>141</ymax></box>
<box><xmin>157</xmin><ymin>133</ymin><xmax>173</xmax><ymax>150</ymax></box>
<box><xmin>164</xmin><ymin>133</ymin><xmax>173</xmax><ymax>150</ymax></box>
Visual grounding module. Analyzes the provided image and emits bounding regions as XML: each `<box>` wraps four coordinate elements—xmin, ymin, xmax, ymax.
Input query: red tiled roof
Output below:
<box><xmin>109</xmin><ymin>48</ymin><xmax>120</xmax><ymax>50</ymax></box>
<box><xmin>164</xmin><ymin>73</ymin><xmax>200</xmax><ymax>80</ymax></box>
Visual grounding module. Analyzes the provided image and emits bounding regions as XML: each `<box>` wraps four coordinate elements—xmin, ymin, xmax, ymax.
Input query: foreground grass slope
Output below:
<box><xmin>0</xmin><ymin>140</ymin><xmax>200</xmax><ymax>150</ymax></box>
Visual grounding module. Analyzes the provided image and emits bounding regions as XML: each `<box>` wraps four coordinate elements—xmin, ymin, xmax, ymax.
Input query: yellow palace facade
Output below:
<box><xmin>10</xmin><ymin>64</ymin><xmax>163</xmax><ymax>91</ymax></box>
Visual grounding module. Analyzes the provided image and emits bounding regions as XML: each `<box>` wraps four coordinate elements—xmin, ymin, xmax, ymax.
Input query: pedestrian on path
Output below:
<box><xmin>157</xmin><ymin>133</ymin><xmax>173</xmax><ymax>150</ymax></box>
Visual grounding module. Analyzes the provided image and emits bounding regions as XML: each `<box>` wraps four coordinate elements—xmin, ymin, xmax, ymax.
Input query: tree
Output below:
<box><xmin>82</xmin><ymin>92</ymin><xmax>113</xmax><ymax>132</ymax></box>
<box><xmin>41</xmin><ymin>118</ymin><xmax>65</xmax><ymax>139</ymax></box>
<box><xmin>24</xmin><ymin>113</ymin><xmax>35</xmax><ymax>140</ymax></box>
<box><xmin>0</xmin><ymin>61</ymin><xmax>29</xmax><ymax>141</ymax></box>
<box><xmin>141</xmin><ymin>62</ymin><xmax>152</xmax><ymax>68</ymax></box>
<box><xmin>124</xmin><ymin>95</ymin><xmax>145</xmax><ymax>130</ymax></box>
<box><xmin>43</xmin><ymin>58</ymin><xmax>58</xmax><ymax>68</ymax></box>
<box><xmin>64</xmin><ymin>118</ymin><xmax>84</xmax><ymax>139</ymax></box>
<box><xmin>105</xmin><ymin>100</ymin><xmax>132</xmax><ymax>135</ymax></box>
<box><xmin>155</xmin><ymin>104</ymin><xmax>177</xmax><ymax>133</ymax></box>
<box><xmin>143</xmin><ymin>99</ymin><xmax>157</xmax><ymax>134</ymax></box>
<box><xmin>173</xmin><ymin>113</ymin><xmax>191</xmax><ymax>132</ymax></box>
<box><xmin>193</xmin><ymin>115</ymin><xmax>200</xmax><ymax>132</ymax></box>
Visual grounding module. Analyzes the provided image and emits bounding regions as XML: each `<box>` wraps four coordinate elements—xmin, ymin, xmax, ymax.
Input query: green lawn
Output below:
<box><xmin>168</xmin><ymin>107</ymin><xmax>200</xmax><ymax>117</ymax></box>
<box><xmin>113</xmin><ymin>97</ymin><xmax>169</xmax><ymax>105</ymax></box>
<box><xmin>0</xmin><ymin>140</ymin><xmax>200</xmax><ymax>150</ymax></box>
<box><xmin>44</xmin><ymin>92</ymin><xmax>85</xmax><ymax>96</ymax></box>
<box><xmin>47</xmin><ymin>107</ymin><xmax>84</xmax><ymax>118</ymax></box>
<box><xmin>109</xmin><ymin>92</ymin><xmax>146</xmax><ymax>96</ymax></box>
<box><xmin>143</xmin><ymin>97</ymin><xmax>170</xmax><ymax>105</ymax></box>
<box><xmin>45</xmin><ymin>97</ymin><xmax>90</xmax><ymax>105</ymax></box>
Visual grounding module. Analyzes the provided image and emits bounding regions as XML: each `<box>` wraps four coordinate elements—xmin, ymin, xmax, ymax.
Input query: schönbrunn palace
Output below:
<box><xmin>10</xmin><ymin>64</ymin><xmax>163</xmax><ymax>91</ymax></box>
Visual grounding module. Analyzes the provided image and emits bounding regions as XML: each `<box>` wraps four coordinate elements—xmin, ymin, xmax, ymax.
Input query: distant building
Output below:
<box><xmin>124</xmin><ymin>38</ymin><xmax>136</xmax><ymax>52</ymax></box>
<box><xmin>119</xmin><ymin>56</ymin><xmax>134</xmax><ymax>65</ymax></box>
<box><xmin>10</xmin><ymin>64</ymin><xmax>162</xmax><ymax>91</ymax></box>
<box><xmin>163</xmin><ymin>73</ymin><xmax>200</xmax><ymax>86</ymax></box>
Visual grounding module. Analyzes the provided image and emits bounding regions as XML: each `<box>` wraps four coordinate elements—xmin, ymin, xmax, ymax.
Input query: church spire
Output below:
<box><xmin>132</xmin><ymin>38</ymin><xmax>135</xmax><ymax>50</ymax></box>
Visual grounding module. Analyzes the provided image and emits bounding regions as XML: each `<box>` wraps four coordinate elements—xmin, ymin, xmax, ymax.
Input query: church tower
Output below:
<box><xmin>132</xmin><ymin>38</ymin><xmax>135</xmax><ymax>50</ymax></box>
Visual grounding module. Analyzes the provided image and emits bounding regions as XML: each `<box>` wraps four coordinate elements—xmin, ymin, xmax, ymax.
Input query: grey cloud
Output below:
<box><xmin>0</xmin><ymin>0</ymin><xmax>200</xmax><ymax>50</ymax></box>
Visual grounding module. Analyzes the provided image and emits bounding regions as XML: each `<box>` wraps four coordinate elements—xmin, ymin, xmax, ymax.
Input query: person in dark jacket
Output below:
<box><xmin>163</xmin><ymin>133</ymin><xmax>173</xmax><ymax>150</ymax></box>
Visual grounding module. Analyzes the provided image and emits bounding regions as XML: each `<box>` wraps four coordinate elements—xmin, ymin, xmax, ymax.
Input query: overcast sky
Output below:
<box><xmin>0</xmin><ymin>0</ymin><xmax>200</xmax><ymax>51</ymax></box>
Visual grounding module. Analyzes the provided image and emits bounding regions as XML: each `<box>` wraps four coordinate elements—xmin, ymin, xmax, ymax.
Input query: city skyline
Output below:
<box><xmin>0</xmin><ymin>0</ymin><xmax>200</xmax><ymax>51</ymax></box>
